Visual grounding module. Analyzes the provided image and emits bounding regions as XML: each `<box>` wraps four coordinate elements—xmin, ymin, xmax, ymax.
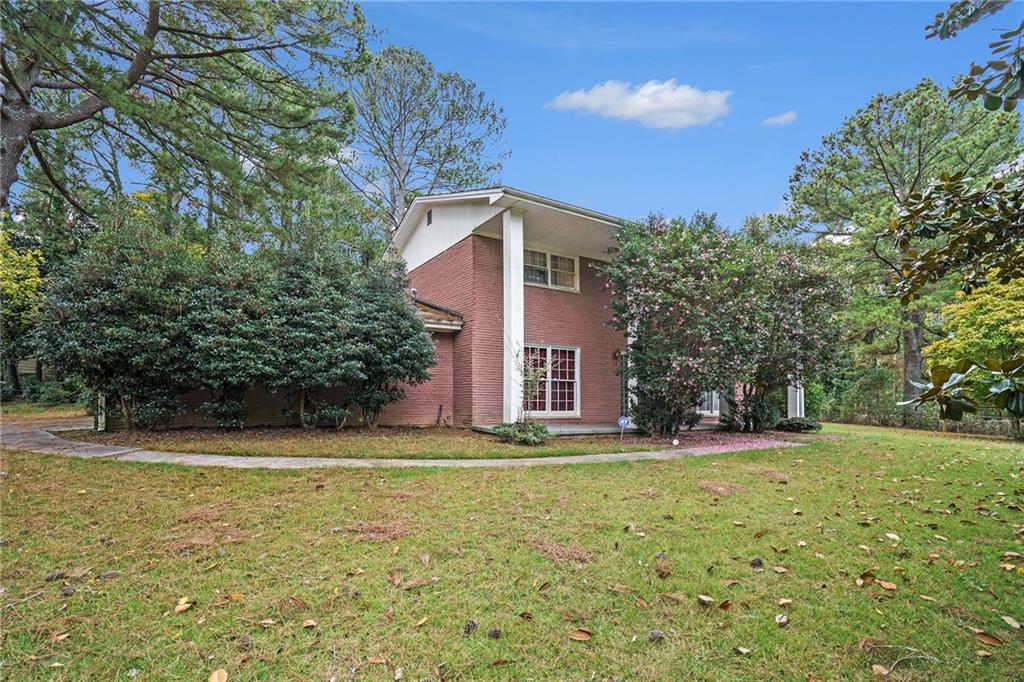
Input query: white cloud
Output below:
<box><xmin>545</xmin><ymin>79</ymin><xmax>731</xmax><ymax>129</ymax></box>
<box><xmin>761</xmin><ymin>110</ymin><xmax>798</xmax><ymax>126</ymax></box>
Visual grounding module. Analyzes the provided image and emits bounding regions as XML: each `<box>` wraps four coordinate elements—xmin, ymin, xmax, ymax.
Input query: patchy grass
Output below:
<box><xmin>66</xmin><ymin>425</ymin><xmax>689</xmax><ymax>460</ymax></box>
<box><xmin>2</xmin><ymin>424</ymin><xmax>1022</xmax><ymax>680</ymax></box>
<box><xmin>1</xmin><ymin>402</ymin><xmax>87</xmax><ymax>419</ymax></box>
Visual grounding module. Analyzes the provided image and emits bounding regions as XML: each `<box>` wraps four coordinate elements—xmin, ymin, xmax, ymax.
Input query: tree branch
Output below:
<box><xmin>27</xmin><ymin>136</ymin><xmax>92</xmax><ymax>216</ymax></box>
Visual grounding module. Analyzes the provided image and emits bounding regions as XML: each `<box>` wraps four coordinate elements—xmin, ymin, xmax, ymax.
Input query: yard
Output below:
<box><xmin>67</xmin><ymin>425</ymin><xmax>676</xmax><ymax>460</ymax></box>
<box><xmin>2</xmin><ymin>424</ymin><xmax>1022</xmax><ymax>680</ymax></box>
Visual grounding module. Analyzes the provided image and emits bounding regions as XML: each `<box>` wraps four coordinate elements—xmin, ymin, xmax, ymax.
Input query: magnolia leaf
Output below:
<box><xmin>568</xmin><ymin>628</ymin><xmax>593</xmax><ymax>641</ymax></box>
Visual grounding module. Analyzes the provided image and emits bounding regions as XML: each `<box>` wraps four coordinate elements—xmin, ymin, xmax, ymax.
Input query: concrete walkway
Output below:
<box><xmin>1</xmin><ymin>416</ymin><xmax>800</xmax><ymax>470</ymax></box>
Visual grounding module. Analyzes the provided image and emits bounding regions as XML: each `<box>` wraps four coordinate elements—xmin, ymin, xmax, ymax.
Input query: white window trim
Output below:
<box><xmin>523</xmin><ymin>244</ymin><xmax>580</xmax><ymax>293</ymax></box>
<box><xmin>524</xmin><ymin>344</ymin><xmax>581</xmax><ymax>418</ymax></box>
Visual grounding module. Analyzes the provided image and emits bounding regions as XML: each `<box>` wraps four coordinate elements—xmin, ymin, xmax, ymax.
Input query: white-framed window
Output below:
<box><xmin>523</xmin><ymin>248</ymin><xmax>578</xmax><ymax>291</ymax></box>
<box><xmin>524</xmin><ymin>345</ymin><xmax>580</xmax><ymax>417</ymax></box>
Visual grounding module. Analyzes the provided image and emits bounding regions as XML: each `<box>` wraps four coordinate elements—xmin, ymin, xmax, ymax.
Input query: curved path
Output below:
<box><xmin>1</xmin><ymin>416</ymin><xmax>800</xmax><ymax>470</ymax></box>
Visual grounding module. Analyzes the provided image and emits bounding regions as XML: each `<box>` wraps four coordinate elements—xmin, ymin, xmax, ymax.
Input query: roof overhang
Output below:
<box><xmin>393</xmin><ymin>186</ymin><xmax>621</xmax><ymax>257</ymax></box>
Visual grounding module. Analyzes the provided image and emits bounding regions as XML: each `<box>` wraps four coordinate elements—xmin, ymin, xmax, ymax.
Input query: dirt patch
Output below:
<box><xmin>698</xmin><ymin>480</ymin><xmax>746</xmax><ymax>496</ymax></box>
<box><xmin>345</xmin><ymin>518</ymin><xmax>413</xmax><ymax>542</ymax></box>
<box><xmin>530</xmin><ymin>537</ymin><xmax>594</xmax><ymax>563</ymax></box>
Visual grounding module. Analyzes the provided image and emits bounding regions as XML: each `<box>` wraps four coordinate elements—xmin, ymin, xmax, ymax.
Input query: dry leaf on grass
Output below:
<box><xmin>302</xmin><ymin>619</ymin><xmax>317</xmax><ymax>629</ymax></box>
<box><xmin>697</xmin><ymin>595</ymin><xmax>715</xmax><ymax>606</ymax></box>
<box><xmin>208</xmin><ymin>670</ymin><xmax>228</xmax><ymax>682</ymax></box>
<box><xmin>877</xmin><ymin>580</ymin><xmax>898</xmax><ymax>591</ymax></box>
<box><xmin>974</xmin><ymin>631</ymin><xmax>1002</xmax><ymax>646</ymax></box>
<box><xmin>568</xmin><ymin>628</ymin><xmax>592</xmax><ymax>641</ymax></box>
<box><xmin>1001</xmin><ymin>615</ymin><xmax>1020</xmax><ymax>629</ymax></box>
<box><xmin>871</xmin><ymin>664</ymin><xmax>889</xmax><ymax>677</ymax></box>
<box><xmin>735</xmin><ymin>646</ymin><xmax>751</xmax><ymax>655</ymax></box>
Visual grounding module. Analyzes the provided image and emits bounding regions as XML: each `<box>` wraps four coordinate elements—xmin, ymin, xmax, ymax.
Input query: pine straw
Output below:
<box><xmin>697</xmin><ymin>480</ymin><xmax>746</xmax><ymax>496</ymax></box>
<box><xmin>344</xmin><ymin>518</ymin><xmax>413</xmax><ymax>542</ymax></box>
<box><xmin>529</xmin><ymin>536</ymin><xmax>595</xmax><ymax>563</ymax></box>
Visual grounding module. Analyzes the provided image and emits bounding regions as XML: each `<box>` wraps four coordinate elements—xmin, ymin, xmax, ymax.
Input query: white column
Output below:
<box><xmin>787</xmin><ymin>384</ymin><xmax>805</xmax><ymax>418</ymax></box>
<box><xmin>502</xmin><ymin>209</ymin><xmax>525</xmax><ymax>423</ymax></box>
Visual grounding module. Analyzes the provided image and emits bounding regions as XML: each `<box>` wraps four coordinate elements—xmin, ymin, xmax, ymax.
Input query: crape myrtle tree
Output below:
<box><xmin>604</xmin><ymin>213</ymin><xmax>844</xmax><ymax>435</ymax></box>
<box><xmin>727</xmin><ymin>232</ymin><xmax>846</xmax><ymax>431</ymax></box>
<box><xmin>788</xmin><ymin>78</ymin><xmax>1020</xmax><ymax>426</ymax></box>
<box><xmin>605</xmin><ymin>213</ymin><xmax>741</xmax><ymax>435</ymax></box>
<box><xmin>38</xmin><ymin>198</ymin><xmax>199</xmax><ymax>429</ymax></box>
<box><xmin>1</xmin><ymin>0</ymin><xmax>368</xmax><ymax>225</ymax></box>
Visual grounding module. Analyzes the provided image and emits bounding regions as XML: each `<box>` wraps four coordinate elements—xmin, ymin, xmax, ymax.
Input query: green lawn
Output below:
<box><xmin>68</xmin><ymin>426</ymin><xmax>673</xmax><ymax>459</ymax></box>
<box><xmin>1</xmin><ymin>424</ymin><xmax>1022</xmax><ymax>680</ymax></box>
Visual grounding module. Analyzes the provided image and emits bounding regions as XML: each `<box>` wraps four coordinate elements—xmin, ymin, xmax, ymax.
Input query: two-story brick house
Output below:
<box><xmin>380</xmin><ymin>186</ymin><xmax>805</xmax><ymax>431</ymax></box>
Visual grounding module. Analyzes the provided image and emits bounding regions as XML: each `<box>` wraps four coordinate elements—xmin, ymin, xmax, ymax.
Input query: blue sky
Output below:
<box><xmin>362</xmin><ymin>1</ymin><xmax>1019</xmax><ymax>228</ymax></box>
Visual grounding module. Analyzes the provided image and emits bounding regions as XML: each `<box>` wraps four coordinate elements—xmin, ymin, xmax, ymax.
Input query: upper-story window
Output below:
<box><xmin>523</xmin><ymin>248</ymin><xmax>578</xmax><ymax>291</ymax></box>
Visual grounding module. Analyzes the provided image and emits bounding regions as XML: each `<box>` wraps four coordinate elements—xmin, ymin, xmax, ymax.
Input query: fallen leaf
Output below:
<box><xmin>568</xmin><ymin>627</ymin><xmax>592</xmax><ymax>641</ymax></box>
<box><xmin>797</xmin><ymin>540</ymin><xmax>807</xmax><ymax>547</ymax></box>
<box><xmin>519</xmin><ymin>611</ymin><xmax>534</xmax><ymax>621</ymax></box>
<box><xmin>773</xmin><ymin>566</ymin><xmax>788</xmax><ymax>574</ymax></box>
<box><xmin>877</xmin><ymin>580</ymin><xmax>898</xmax><ymax>591</ymax></box>
<box><xmin>414</xmin><ymin>616</ymin><xmax>428</xmax><ymax>627</ymax></box>
<box><xmin>258</xmin><ymin>619</ymin><xmax>275</xmax><ymax>627</ymax></box>
<box><xmin>775</xmin><ymin>613</ymin><xmax>789</xmax><ymax>627</ymax></box>
<box><xmin>302</xmin><ymin>619</ymin><xmax>317</xmax><ymax>629</ymax></box>
<box><xmin>734</xmin><ymin>646</ymin><xmax>751</xmax><ymax>655</ymax></box>
<box><xmin>792</xmin><ymin>509</ymin><xmax>802</xmax><ymax>515</ymax></box>
<box><xmin>919</xmin><ymin>595</ymin><xmax>937</xmax><ymax>602</ymax></box>
<box><xmin>394</xmin><ymin>667</ymin><xmax>403</xmax><ymax>680</ymax></box>
<box><xmin>208</xmin><ymin>670</ymin><xmax>228</xmax><ymax>682</ymax></box>
<box><xmin>697</xmin><ymin>594</ymin><xmax>715</xmax><ymax>606</ymax></box>
<box><xmin>871</xmin><ymin>664</ymin><xmax>890</xmax><ymax>676</ymax></box>
<box><xmin>718</xmin><ymin>599</ymin><xmax>732</xmax><ymax>611</ymax></box>
<box><xmin>777</xmin><ymin>598</ymin><xmax>793</xmax><ymax>607</ymax></box>
<box><xmin>975</xmin><ymin>631</ymin><xmax>1002</xmax><ymax>647</ymax></box>
<box><xmin>367</xmin><ymin>655</ymin><xmax>387</xmax><ymax>665</ymax></box>
<box><xmin>610</xmin><ymin>583</ymin><xmax>631</xmax><ymax>595</ymax></box>
<box><xmin>1001</xmin><ymin>615</ymin><xmax>1020</xmax><ymax>629</ymax></box>
<box><xmin>975</xmin><ymin>649</ymin><xmax>992</xmax><ymax>657</ymax></box>
<box><xmin>174</xmin><ymin>599</ymin><xmax>193</xmax><ymax>614</ymax></box>
<box><xmin>885</xmin><ymin>533</ymin><xmax>901</xmax><ymax>542</ymax></box>
<box><xmin>418</xmin><ymin>553</ymin><xmax>430</xmax><ymax>566</ymax></box>
<box><xmin>634</xmin><ymin>596</ymin><xmax>650</xmax><ymax>610</ymax></box>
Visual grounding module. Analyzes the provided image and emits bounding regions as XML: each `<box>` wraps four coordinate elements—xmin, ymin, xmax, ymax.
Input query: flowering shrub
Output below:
<box><xmin>603</xmin><ymin>213</ymin><xmax>844</xmax><ymax>434</ymax></box>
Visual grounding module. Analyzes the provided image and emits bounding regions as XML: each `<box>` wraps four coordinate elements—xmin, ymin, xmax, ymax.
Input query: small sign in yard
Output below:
<box><xmin>618</xmin><ymin>415</ymin><xmax>631</xmax><ymax>440</ymax></box>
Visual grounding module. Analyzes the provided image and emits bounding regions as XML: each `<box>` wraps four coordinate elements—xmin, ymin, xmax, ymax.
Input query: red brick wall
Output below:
<box><xmin>378</xmin><ymin>332</ymin><xmax>455</xmax><ymax>426</ymax></box>
<box><xmin>404</xmin><ymin>236</ymin><xmax>625</xmax><ymax>427</ymax></box>
<box><xmin>404</xmin><ymin>234</ymin><xmax>504</xmax><ymax>426</ymax></box>
<box><xmin>524</xmin><ymin>257</ymin><xmax>625</xmax><ymax>424</ymax></box>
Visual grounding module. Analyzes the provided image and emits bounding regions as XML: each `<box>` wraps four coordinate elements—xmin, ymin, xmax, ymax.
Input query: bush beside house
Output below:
<box><xmin>38</xmin><ymin>200</ymin><xmax>434</xmax><ymax>431</ymax></box>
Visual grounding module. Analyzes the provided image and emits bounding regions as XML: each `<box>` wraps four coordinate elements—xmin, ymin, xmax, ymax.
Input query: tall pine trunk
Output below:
<box><xmin>901</xmin><ymin>309</ymin><xmax>926</xmax><ymax>427</ymax></box>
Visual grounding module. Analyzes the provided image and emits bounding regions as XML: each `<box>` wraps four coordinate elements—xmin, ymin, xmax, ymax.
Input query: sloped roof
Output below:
<box><xmin>414</xmin><ymin>297</ymin><xmax>463</xmax><ymax>331</ymax></box>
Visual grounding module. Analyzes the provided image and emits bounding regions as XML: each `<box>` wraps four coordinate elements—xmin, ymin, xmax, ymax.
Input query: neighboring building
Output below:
<box><xmin>384</xmin><ymin>186</ymin><xmax>806</xmax><ymax>432</ymax></box>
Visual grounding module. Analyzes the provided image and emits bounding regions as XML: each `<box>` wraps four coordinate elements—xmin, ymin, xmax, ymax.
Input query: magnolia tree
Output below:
<box><xmin>604</xmin><ymin>213</ymin><xmax>844</xmax><ymax>434</ymax></box>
